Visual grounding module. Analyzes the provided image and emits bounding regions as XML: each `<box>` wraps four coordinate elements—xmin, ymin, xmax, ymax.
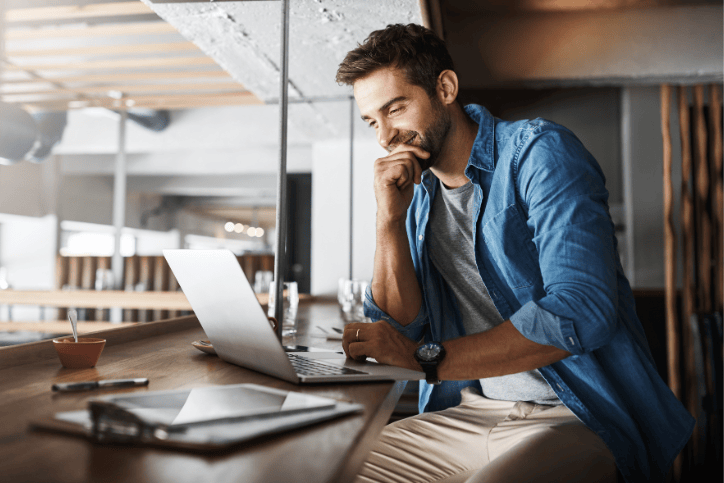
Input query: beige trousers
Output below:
<box><xmin>356</xmin><ymin>387</ymin><xmax>617</xmax><ymax>483</ymax></box>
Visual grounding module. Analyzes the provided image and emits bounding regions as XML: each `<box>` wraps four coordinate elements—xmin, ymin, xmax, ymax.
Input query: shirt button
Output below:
<box><xmin>419</xmin><ymin>235</ymin><xmax>424</xmax><ymax>241</ymax></box>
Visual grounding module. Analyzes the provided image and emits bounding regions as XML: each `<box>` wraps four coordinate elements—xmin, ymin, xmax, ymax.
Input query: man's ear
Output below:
<box><xmin>436</xmin><ymin>70</ymin><xmax>459</xmax><ymax>106</ymax></box>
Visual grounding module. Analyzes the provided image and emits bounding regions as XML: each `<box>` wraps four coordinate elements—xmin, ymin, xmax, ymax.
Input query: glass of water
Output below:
<box><xmin>267</xmin><ymin>281</ymin><xmax>299</xmax><ymax>336</ymax></box>
<box><xmin>337</xmin><ymin>278</ymin><xmax>369</xmax><ymax>323</ymax></box>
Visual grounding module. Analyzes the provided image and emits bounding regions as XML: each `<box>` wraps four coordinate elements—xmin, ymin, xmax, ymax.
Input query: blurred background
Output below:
<box><xmin>0</xmin><ymin>1</ymin><xmax>721</xmax><ymax>479</ymax></box>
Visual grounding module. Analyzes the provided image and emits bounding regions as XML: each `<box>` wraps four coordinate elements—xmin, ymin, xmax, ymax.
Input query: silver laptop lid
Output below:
<box><xmin>163</xmin><ymin>249</ymin><xmax>299</xmax><ymax>383</ymax></box>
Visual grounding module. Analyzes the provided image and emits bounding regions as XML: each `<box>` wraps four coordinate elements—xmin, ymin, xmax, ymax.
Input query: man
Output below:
<box><xmin>335</xmin><ymin>24</ymin><xmax>693</xmax><ymax>483</ymax></box>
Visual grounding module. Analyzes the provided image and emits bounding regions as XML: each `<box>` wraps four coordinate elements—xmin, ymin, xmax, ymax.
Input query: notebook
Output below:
<box><xmin>163</xmin><ymin>249</ymin><xmax>425</xmax><ymax>384</ymax></box>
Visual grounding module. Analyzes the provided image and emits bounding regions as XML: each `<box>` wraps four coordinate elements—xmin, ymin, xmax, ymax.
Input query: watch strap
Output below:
<box><xmin>420</xmin><ymin>362</ymin><xmax>441</xmax><ymax>385</ymax></box>
<box><xmin>415</xmin><ymin>342</ymin><xmax>445</xmax><ymax>385</ymax></box>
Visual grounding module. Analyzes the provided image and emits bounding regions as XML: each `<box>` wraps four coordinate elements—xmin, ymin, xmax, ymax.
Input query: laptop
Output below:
<box><xmin>163</xmin><ymin>249</ymin><xmax>425</xmax><ymax>384</ymax></box>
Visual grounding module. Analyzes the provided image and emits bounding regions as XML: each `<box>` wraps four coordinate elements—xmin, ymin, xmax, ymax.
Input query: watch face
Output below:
<box><xmin>417</xmin><ymin>343</ymin><xmax>442</xmax><ymax>362</ymax></box>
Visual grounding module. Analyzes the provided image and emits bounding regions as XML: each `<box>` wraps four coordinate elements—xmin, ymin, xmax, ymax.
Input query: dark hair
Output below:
<box><xmin>335</xmin><ymin>23</ymin><xmax>454</xmax><ymax>98</ymax></box>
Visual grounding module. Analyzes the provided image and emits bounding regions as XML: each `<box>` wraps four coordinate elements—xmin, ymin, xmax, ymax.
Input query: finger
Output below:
<box><xmin>348</xmin><ymin>341</ymin><xmax>370</xmax><ymax>361</ymax></box>
<box><xmin>390</xmin><ymin>142</ymin><xmax>430</xmax><ymax>160</ymax></box>
<box><xmin>342</xmin><ymin>324</ymin><xmax>362</xmax><ymax>357</ymax></box>
<box><xmin>377</xmin><ymin>156</ymin><xmax>416</xmax><ymax>190</ymax></box>
<box><xmin>343</xmin><ymin>323</ymin><xmax>361</xmax><ymax>343</ymax></box>
<box><xmin>375</xmin><ymin>158</ymin><xmax>409</xmax><ymax>187</ymax></box>
<box><xmin>395</xmin><ymin>163</ymin><xmax>413</xmax><ymax>189</ymax></box>
<box><xmin>386</xmin><ymin>152</ymin><xmax>423</xmax><ymax>187</ymax></box>
<box><xmin>411</xmin><ymin>155</ymin><xmax>422</xmax><ymax>184</ymax></box>
<box><xmin>387</xmin><ymin>150</ymin><xmax>424</xmax><ymax>185</ymax></box>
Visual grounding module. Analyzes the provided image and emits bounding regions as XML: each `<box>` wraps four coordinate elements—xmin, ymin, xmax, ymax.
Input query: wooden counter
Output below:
<box><xmin>0</xmin><ymin>300</ymin><xmax>405</xmax><ymax>483</ymax></box>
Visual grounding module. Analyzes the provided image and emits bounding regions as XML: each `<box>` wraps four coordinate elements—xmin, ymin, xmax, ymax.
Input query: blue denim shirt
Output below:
<box><xmin>364</xmin><ymin>104</ymin><xmax>694</xmax><ymax>483</ymax></box>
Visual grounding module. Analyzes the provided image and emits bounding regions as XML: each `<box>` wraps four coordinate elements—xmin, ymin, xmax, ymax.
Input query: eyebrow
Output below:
<box><xmin>360</xmin><ymin>96</ymin><xmax>407</xmax><ymax>121</ymax></box>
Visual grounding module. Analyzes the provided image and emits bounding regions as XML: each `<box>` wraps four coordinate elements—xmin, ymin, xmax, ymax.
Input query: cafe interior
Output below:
<box><xmin>0</xmin><ymin>0</ymin><xmax>721</xmax><ymax>481</ymax></box>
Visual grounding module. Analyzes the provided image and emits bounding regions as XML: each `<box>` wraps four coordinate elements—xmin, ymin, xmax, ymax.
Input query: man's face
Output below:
<box><xmin>354</xmin><ymin>67</ymin><xmax>451</xmax><ymax>171</ymax></box>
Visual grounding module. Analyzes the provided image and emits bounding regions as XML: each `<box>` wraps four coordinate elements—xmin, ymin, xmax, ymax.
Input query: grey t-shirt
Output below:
<box><xmin>427</xmin><ymin>180</ymin><xmax>560</xmax><ymax>405</ymax></box>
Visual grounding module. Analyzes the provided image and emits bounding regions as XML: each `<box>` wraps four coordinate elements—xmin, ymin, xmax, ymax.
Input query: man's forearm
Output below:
<box><xmin>437</xmin><ymin>321</ymin><xmax>572</xmax><ymax>380</ymax></box>
<box><xmin>371</xmin><ymin>217</ymin><xmax>421</xmax><ymax>326</ymax></box>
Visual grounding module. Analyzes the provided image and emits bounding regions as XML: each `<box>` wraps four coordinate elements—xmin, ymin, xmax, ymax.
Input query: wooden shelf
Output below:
<box><xmin>0</xmin><ymin>289</ymin><xmax>296</xmax><ymax>310</ymax></box>
<box><xmin>0</xmin><ymin>321</ymin><xmax>136</xmax><ymax>334</ymax></box>
<box><xmin>0</xmin><ymin>290</ymin><xmax>192</xmax><ymax>310</ymax></box>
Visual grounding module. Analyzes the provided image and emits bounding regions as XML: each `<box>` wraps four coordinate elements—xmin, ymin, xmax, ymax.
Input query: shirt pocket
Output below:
<box><xmin>482</xmin><ymin>204</ymin><xmax>541</xmax><ymax>289</ymax></box>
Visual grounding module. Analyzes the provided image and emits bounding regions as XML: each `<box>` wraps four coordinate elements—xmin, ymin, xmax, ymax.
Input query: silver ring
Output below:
<box><xmin>356</xmin><ymin>329</ymin><xmax>360</xmax><ymax>342</ymax></box>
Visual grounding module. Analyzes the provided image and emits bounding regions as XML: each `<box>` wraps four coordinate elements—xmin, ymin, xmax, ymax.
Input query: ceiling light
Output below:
<box><xmin>224</xmin><ymin>222</ymin><xmax>234</xmax><ymax>232</ymax></box>
<box><xmin>256</xmin><ymin>227</ymin><xmax>264</xmax><ymax>237</ymax></box>
<box><xmin>234</xmin><ymin>223</ymin><xmax>244</xmax><ymax>233</ymax></box>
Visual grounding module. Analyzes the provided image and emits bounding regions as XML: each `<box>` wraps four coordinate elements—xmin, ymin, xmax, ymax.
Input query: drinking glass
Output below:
<box><xmin>254</xmin><ymin>270</ymin><xmax>273</xmax><ymax>294</ymax></box>
<box><xmin>267</xmin><ymin>281</ymin><xmax>299</xmax><ymax>336</ymax></box>
<box><xmin>337</xmin><ymin>278</ymin><xmax>369</xmax><ymax>323</ymax></box>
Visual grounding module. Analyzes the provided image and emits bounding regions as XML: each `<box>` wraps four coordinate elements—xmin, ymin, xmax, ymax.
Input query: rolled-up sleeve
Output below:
<box><xmin>511</xmin><ymin>123</ymin><xmax>619</xmax><ymax>355</ymax></box>
<box><xmin>510</xmin><ymin>300</ymin><xmax>583</xmax><ymax>353</ymax></box>
<box><xmin>363</xmin><ymin>284</ymin><xmax>428</xmax><ymax>342</ymax></box>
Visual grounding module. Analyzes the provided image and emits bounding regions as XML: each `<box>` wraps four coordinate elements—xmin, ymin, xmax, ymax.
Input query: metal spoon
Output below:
<box><xmin>68</xmin><ymin>309</ymin><xmax>78</xmax><ymax>343</ymax></box>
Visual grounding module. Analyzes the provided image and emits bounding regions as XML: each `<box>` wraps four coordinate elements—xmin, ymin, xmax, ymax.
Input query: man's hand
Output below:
<box><xmin>373</xmin><ymin>145</ymin><xmax>430</xmax><ymax>224</ymax></box>
<box><xmin>342</xmin><ymin>321</ymin><xmax>421</xmax><ymax>371</ymax></box>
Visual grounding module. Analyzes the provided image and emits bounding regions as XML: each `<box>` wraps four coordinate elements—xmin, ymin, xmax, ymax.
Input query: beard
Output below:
<box><xmin>387</xmin><ymin>99</ymin><xmax>451</xmax><ymax>172</ymax></box>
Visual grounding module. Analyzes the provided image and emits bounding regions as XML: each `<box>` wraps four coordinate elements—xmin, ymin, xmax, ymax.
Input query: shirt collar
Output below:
<box><xmin>463</xmin><ymin>104</ymin><xmax>495</xmax><ymax>173</ymax></box>
<box><xmin>421</xmin><ymin>103</ymin><xmax>495</xmax><ymax>188</ymax></box>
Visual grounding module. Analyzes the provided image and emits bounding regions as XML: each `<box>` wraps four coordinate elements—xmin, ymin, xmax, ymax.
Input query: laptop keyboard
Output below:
<box><xmin>287</xmin><ymin>353</ymin><xmax>367</xmax><ymax>377</ymax></box>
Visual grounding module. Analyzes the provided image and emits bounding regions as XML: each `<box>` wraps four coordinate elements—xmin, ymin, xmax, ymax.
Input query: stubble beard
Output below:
<box><xmin>390</xmin><ymin>100</ymin><xmax>451</xmax><ymax>172</ymax></box>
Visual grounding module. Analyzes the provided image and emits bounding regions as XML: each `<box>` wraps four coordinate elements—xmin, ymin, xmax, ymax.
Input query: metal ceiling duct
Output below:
<box><xmin>0</xmin><ymin>103</ymin><xmax>68</xmax><ymax>165</ymax></box>
<box><xmin>126</xmin><ymin>108</ymin><xmax>170</xmax><ymax>132</ymax></box>
<box><xmin>26</xmin><ymin>111</ymin><xmax>68</xmax><ymax>163</ymax></box>
<box><xmin>0</xmin><ymin>102</ymin><xmax>37</xmax><ymax>165</ymax></box>
<box><xmin>0</xmin><ymin>104</ymin><xmax>168</xmax><ymax>166</ymax></box>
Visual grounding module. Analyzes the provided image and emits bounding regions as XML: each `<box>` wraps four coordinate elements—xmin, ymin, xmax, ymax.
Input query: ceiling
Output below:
<box><xmin>0</xmin><ymin>0</ymin><xmax>261</xmax><ymax>111</ymax></box>
<box><xmin>2</xmin><ymin>0</ymin><xmax>719</xmax><ymax>112</ymax></box>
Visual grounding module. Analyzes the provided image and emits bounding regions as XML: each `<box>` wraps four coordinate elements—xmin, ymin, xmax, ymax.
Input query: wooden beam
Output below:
<box><xmin>3</xmin><ymin>56</ymin><xmax>217</xmax><ymax>72</ymax></box>
<box><xmin>19</xmin><ymin>91</ymin><xmax>263</xmax><ymax>111</ymax></box>
<box><xmin>6</xmin><ymin>2</ymin><xmax>154</xmax><ymax>23</ymax></box>
<box><xmin>418</xmin><ymin>0</ymin><xmax>444</xmax><ymax>40</ymax></box>
<box><xmin>661</xmin><ymin>84</ymin><xmax>680</xmax><ymax>400</ymax></box>
<box><xmin>6</xmin><ymin>21</ymin><xmax>176</xmax><ymax>41</ymax></box>
<box><xmin>5</xmin><ymin>42</ymin><xmax>199</xmax><ymax>58</ymax></box>
<box><xmin>711</xmin><ymin>84</ymin><xmax>723</xmax><ymax>313</ymax></box>
<box><xmin>2</xmin><ymin>82</ymin><xmax>245</xmax><ymax>98</ymax></box>
<box><xmin>678</xmin><ymin>84</ymin><xmax>698</xmax><ymax>462</ymax></box>
<box><xmin>693</xmin><ymin>85</ymin><xmax>711</xmax><ymax>314</ymax></box>
<box><xmin>1</xmin><ymin>70</ymin><xmax>231</xmax><ymax>85</ymax></box>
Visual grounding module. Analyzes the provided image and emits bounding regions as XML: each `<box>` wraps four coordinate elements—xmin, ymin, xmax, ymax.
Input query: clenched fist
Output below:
<box><xmin>373</xmin><ymin>144</ymin><xmax>430</xmax><ymax>225</ymax></box>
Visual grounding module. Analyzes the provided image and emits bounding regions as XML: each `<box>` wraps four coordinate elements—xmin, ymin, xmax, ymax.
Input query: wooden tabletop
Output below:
<box><xmin>0</xmin><ymin>300</ymin><xmax>406</xmax><ymax>483</ymax></box>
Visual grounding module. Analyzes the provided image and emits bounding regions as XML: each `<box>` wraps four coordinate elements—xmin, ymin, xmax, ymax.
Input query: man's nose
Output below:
<box><xmin>377</xmin><ymin>121</ymin><xmax>397</xmax><ymax>151</ymax></box>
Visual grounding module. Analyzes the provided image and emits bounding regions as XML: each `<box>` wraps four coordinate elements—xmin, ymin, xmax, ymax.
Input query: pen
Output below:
<box><xmin>52</xmin><ymin>378</ymin><xmax>149</xmax><ymax>392</ymax></box>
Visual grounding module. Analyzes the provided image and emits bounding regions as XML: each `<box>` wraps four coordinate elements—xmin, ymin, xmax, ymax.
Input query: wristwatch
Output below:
<box><xmin>414</xmin><ymin>341</ymin><xmax>446</xmax><ymax>385</ymax></box>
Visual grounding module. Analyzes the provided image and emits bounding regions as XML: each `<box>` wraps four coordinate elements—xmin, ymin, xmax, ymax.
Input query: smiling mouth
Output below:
<box><xmin>403</xmin><ymin>133</ymin><xmax>418</xmax><ymax>145</ymax></box>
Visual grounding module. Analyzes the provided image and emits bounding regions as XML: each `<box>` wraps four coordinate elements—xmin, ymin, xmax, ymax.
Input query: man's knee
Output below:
<box><xmin>471</xmin><ymin>424</ymin><xmax>617</xmax><ymax>483</ymax></box>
